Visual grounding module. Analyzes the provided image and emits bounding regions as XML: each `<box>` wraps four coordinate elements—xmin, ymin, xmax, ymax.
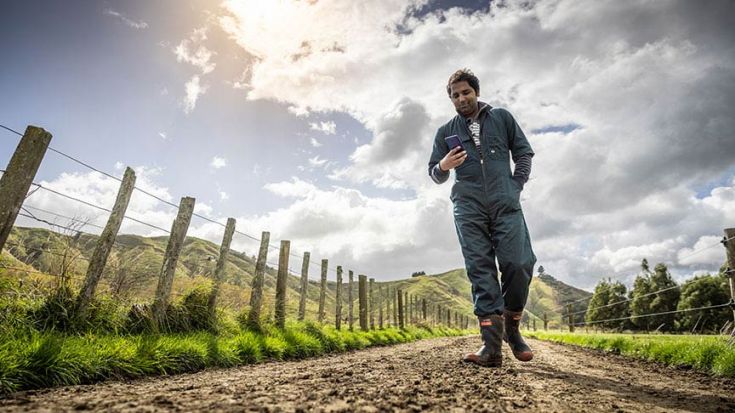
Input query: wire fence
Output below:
<box><xmin>1</xmin><ymin>123</ymin><xmax>355</xmax><ymax>279</ymax></box>
<box><xmin>571</xmin><ymin>302</ymin><xmax>732</xmax><ymax>327</ymax></box>
<box><xmin>548</xmin><ymin>234</ymin><xmax>735</xmax><ymax>314</ymax></box>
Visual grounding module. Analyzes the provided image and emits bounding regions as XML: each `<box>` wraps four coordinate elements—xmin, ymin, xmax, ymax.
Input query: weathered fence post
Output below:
<box><xmin>348</xmin><ymin>270</ymin><xmax>354</xmax><ymax>330</ymax></box>
<box><xmin>408</xmin><ymin>294</ymin><xmax>413</xmax><ymax>324</ymax></box>
<box><xmin>543</xmin><ymin>312</ymin><xmax>548</xmax><ymax>331</ymax></box>
<box><xmin>393</xmin><ymin>288</ymin><xmax>398</xmax><ymax>326</ymax></box>
<box><xmin>274</xmin><ymin>240</ymin><xmax>290</xmax><ymax>329</ymax></box>
<box><xmin>386</xmin><ymin>287</ymin><xmax>391</xmax><ymax>327</ymax></box>
<box><xmin>567</xmin><ymin>304</ymin><xmax>574</xmax><ymax>332</ymax></box>
<box><xmin>358</xmin><ymin>274</ymin><xmax>368</xmax><ymax>331</ymax></box>
<box><xmin>422</xmin><ymin>298</ymin><xmax>427</xmax><ymax>321</ymax></box>
<box><xmin>75</xmin><ymin>167</ymin><xmax>136</xmax><ymax>317</ymax></box>
<box><xmin>723</xmin><ymin>228</ymin><xmax>735</xmax><ymax>325</ymax></box>
<box><xmin>397</xmin><ymin>289</ymin><xmax>404</xmax><ymax>329</ymax></box>
<box><xmin>0</xmin><ymin>125</ymin><xmax>52</xmax><ymax>252</ymax></box>
<box><xmin>369</xmin><ymin>278</ymin><xmax>375</xmax><ymax>329</ymax></box>
<box><xmin>318</xmin><ymin>259</ymin><xmax>327</xmax><ymax>323</ymax></box>
<box><xmin>533</xmin><ymin>317</ymin><xmax>537</xmax><ymax>331</ymax></box>
<box><xmin>378</xmin><ymin>284</ymin><xmax>383</xmax><ymax>329</ymax></box>
<box><xmin>152</xmin><ymin>196</ymin><xmax>195</xmax><ymax>329</ymax></box>
<box><xmin>298</xmin><ymin>252</ymin><xmax>310</xmax><ymax>321</ymax></box>
<box><xmin>247</xmin><ymin>231</ymin><xmax>270</xmax><ymax>327</ymax></box>
<box><xmin>403</xmin><ymin>291</ymin><xmax>411</xmax><ymax>326</ymax></box>
<box><xmin>207</xmin><ymin>217</ymin><xmax>236</xmax><ymax>316</ymax></box>
<box><xmin>335</xmin><ymin>265</ymin><xmax>343</xmax><ymax>330</ymax></box>
<box><xmin>447</xmin><ymin>309</ymin><xmax>452</xmax><ymax>328</ymax></box>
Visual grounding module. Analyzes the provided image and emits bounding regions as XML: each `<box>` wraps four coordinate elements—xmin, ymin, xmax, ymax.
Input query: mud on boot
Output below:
<box><xmin>463</xmin><ymin>314</ymin><xmax>503</xmax><ymax>367</ymax></box>
<box><xmin>503</xmin><ymin>309</ymin><xmax>533</xmax><ymax>362</ymax></box>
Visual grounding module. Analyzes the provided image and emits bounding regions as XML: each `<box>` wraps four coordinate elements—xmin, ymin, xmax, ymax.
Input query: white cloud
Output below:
<box><xmin>309</xmin><ymin>137</ymin><xmax>322</xmax><ymax>147</ymax></box>
<box><xmin>206</xmin><ymin>0</ymin><xmax>735</xmax><ymax>285</ymax></box>
<box><xmin>210</xmin><ymin>156</ymin><xmax>227</xmax><ymax>169</ymax></box>
<box><xmin>183</xmin><ymin>75</ymin><xmax>207</xmax><ymax>114</ymax></box>
<box><xmin>308</xmin><ymin>156</ymin><xmax>328</xmax><ymax>168</ymax></box>
<box><xmin>309</xmin><ymin>121</ymin><xmax>336</xmax><ymax>135</ymax></box>
<box><xmin>158</xmin><ymin>132</ymin><xmax>168</xmax><ymax>140</ymax></box>
<box><xmin>103</xmin><ymin>9</ymin><xmax>148</xmax><ymax>30</ymax></box>
<box><xmin>219</xmin><ymin>191</ymin><xmax>229</xmax><ymax>201</ymax></box>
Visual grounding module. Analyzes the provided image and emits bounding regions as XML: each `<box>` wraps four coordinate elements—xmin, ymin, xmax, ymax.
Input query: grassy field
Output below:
<box><xmin>0</xmin><ymin>322</ymin><xmax>470</xmax><ymax>395</ymax></box>
<box><xmin>526</xmin><ymin>330</ymin><xmax>735</xmax><ymax>377</ymax></box>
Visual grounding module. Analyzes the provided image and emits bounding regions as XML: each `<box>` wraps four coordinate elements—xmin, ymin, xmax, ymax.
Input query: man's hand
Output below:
<box><xmin>439</xmin><ymin>147</ymin><xmax>468</xmax><ymax>171</ymax></box>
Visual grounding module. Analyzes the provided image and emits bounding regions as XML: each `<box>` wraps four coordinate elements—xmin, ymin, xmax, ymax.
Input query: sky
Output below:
<box><xmin>1</xmin><ymin>0</ymin><xmax>734</xmax><ymax>290</ymax></box>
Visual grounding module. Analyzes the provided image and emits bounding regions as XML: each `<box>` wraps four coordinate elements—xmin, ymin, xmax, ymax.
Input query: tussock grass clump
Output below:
<box><xmin>526</xmin><ymin>331</ymin><xmax>735</xmax><ymax>377</ymax></box>
<box><xmin>0</xmin><ymin>320</ymin><xmax>472</xmax><ymax>395</ymax></box>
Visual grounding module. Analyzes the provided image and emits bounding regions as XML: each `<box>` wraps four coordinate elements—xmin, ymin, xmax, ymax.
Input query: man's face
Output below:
<box><xmin>449</xmin><ymin>80</ymin><xmax>478</xmax><ymax>117</ymax></box>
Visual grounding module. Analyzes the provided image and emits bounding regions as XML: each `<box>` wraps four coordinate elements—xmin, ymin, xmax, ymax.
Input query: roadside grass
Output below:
<box><xmin>0</xmin><ymin>322</ymin><xmax>471</xmax><ymax>395</ymax></box>
<box><xmin>525</xmin><ymin>330</ymin><xmax>735</xmax><ymax>377</ymax></box>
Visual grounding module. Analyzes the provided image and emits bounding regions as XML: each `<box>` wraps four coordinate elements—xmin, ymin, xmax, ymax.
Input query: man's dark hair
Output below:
<box><xmin>447</xmin><ymin>68</ymin><xmax>480</xmax><ymax>97</ymax></box>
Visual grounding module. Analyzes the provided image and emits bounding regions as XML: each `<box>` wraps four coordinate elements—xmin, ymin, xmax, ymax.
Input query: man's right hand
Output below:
<box><xmin>439</xmin><ymin>146</ymin><xmax>468</xmax><ymax>171</ymax></box>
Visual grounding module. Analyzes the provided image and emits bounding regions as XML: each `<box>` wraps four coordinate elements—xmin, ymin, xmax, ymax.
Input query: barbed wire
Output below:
<box><xmin>2</xmin><ymin>123</ymin><xmax>354</xmax><ymax>277</ymax></box>
<box><xmin>566</xmin><ymin>284</ymin><xmax>683</xmax><ymax>318</ymax></box>
<box><xmin>571</xmin><ymin>302</ymin><xmax>732</xmax><ymax>327</ymax></box>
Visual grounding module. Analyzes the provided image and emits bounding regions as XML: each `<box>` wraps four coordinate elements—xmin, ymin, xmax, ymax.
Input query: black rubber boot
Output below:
<box><xmin>463</xmin><ymin>314</ymin><xmax>503</xmax><ymax>367</ymax></box>
<box><xmin>503</xmin><ymin>310</ymin><xmax>533</xmax><ymax>362</ymax></box>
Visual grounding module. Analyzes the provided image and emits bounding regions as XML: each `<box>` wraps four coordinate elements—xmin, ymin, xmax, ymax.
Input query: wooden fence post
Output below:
<box><xmin>393</xmin><ymin>288</ymin><xmax>398</xmax><ymax>327</ymax></box>
<box><xmin>447</xmin><ymin>309</ymin><xmax>452</xmax><ymax>328</ymax></box>
<box><xmin>348</xmin><ymin>270</ymin><xmax>354</xmax><ymax>331</ymax></box>
<box><xmin>543</xmin><ymin>312</ymin><xmax>548</xmax><ymax>331</ymax></box>
<box><xmin>403</xmin><ymin>291</ymin><xmax>411</xmax><ymax>326</ymax></box>
<box><xmin>298</xmin><ymin>252</ymin><xmax>310</xmax><ymax>321</ymax></box>
<box><xmin>533</xmin><ymin>317</ymin><xmax>537</xmax><ymax>331</ymax></box>
<box><xmin>369</xmin><ymin>278</ymin><xmax>375</xmax><ymax>329</ymax></box>
<box><xmin>422</xmin><ymin>298</ymin><xmax>427</xmax><ymax>321</ymax></box>
<box><xmin>397</xmin><ymin>289</ymin><xmax>404</xmax><ymax>329</ymax></box>
<box><xmin>207</xmin><ymin>217</ymin><xmax>236</xmax><ymax>316</ymax></box>
<box><xmin>386</xmin><ymin>287</ymin><xmax>391</xmax><ymax>327</ymax></box>
<box><xmin>0</xmin><ymin>125</ymin><xmax>52</xmax><ymax>252</ymax></box>
<box><xmin>358</xmin><ymin>274</ymin><xmax>368</xmax><ymax>331</ymax></box>
<box><xmin>408</xmin><ymin>294</ymin><xmax>413</xmax><ymax>324</ymax></box>
<box><xmin>723</xmin><ymin>228</ymin><xmax>735</xmax><ymax>325</ymax></box>
<box><xmin>274</xmin><ymin>240</ymin><xmax>290</xmax><ymax>329</ymax></box>
<box><xmin>318</xmin><ymin>259</ymin><xmax>327</xmax><ymax>323</ymax></box>
<box><xmin>76</xmin><ymin>166</ymin><xmax>135</xmax><ymax>317</ymax></box>
<box><xmin>152</xmin><ymin>196</ymin><xmax>195</xmax><ymax>329</ymax></box>
<box><xmin>378</xmin><ymin>284</ymin><xmax>383</xmax><ymax>329</ymax></box>
<box><xmin>567</xmin><ymin>304</ymin><xmax>574</xmax><ymax>332</ymax></box>
<box><xmin>247</xmin><ymin>231</ymin><xmax>270</xmax><ymax>327</ymax></box>
<box><xmin>335</xmin><ymin>265</ymin><xmax>343</xmax><ymax>330</ymax></box>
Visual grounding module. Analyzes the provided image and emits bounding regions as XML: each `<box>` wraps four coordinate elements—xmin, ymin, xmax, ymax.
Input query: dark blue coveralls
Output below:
<box><xmin>428</xmin><ymin>103</ymin><xmax>536</xmax><ymax>317</ymax></box>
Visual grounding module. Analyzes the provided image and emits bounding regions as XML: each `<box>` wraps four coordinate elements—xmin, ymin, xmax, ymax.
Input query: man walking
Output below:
<box><xmin>428</xmin><ymin>69</ymin><xmax>536</xmax><ymax>367</ymax></box>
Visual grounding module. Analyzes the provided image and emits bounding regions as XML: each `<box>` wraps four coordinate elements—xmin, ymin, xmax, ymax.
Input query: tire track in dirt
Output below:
<box><xmin>2</xmin><ymin>336</ymin><xmax>734</xmax><ymax>412</ymax></box>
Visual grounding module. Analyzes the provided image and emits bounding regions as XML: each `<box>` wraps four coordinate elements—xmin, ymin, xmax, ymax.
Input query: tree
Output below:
<box><xmin>411</xmin><ymin>271</ymin><xmax>425</xmax><ymax>277</ymax></box>
<box><xmin>585</xmin><ymin>278</ymin><xmax>630</xmax><ymax>331</ymax></box>
<box><xmin>647</xmin><ymin>263</ymin><xmax>680</xmax><ymax>331</ymax></box>
<box><xmin>676</xmin><ymin>273</ymin><xmax>730</xmax><ymax>333</ymax></box>
<box><xmin>629</xmin><ymin>271</ymin><xmax>653</xmax><ymax>330</ymax></box>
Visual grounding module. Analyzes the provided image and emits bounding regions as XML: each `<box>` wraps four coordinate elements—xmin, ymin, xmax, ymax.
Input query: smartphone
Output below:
<box><xmin>444</xmin><ymin>135</ymin><xmax>464</xmax><ymax>151</ymax></box>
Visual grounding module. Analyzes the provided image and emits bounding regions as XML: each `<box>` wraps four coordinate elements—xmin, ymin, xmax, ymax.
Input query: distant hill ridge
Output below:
<box><xmin>2</xmin><ymin>227</ymin><xmax>590</xmax><ymax>327</ymax></box>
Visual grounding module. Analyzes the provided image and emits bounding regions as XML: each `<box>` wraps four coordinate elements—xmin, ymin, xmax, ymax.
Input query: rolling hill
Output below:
<box><xmin>1</xmin><ymin>227</ymin><xmax>591</xmax><ymax>327</ymax></box>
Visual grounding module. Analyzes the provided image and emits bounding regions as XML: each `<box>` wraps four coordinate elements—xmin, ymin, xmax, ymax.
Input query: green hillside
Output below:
<box><xmin>2</xmin><ymin>227</ymin><xmax>590</xmax><ymax>327</ymax></box>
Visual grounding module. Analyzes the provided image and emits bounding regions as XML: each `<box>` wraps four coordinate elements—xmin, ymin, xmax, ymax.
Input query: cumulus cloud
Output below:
<box><xmin>175</xmin><ymin>27</ymin><xmax>216</xmax><ymax>113</ymax></box>
<box><xmin>183</xmin><ymin>76</ymin><xmax>207</xmax><ymax>114</ymax></box>
<box><xmin>309</xmin><ymin>121</ymin><xmax>336</xmax><ymax>135</ymax></box>
<box><xmin>210</xmin><ymin>156</ymin><xmax>227</xmax><ymax>169</ymax></box>
<box><xmin>309</xmin><ymin>137</ymin><xmax>322</xmax><ymax>147</ymax></box>
<box><xmin>103</xmin><ymin>9</ymin><xmax>148</xmax><ymax>30</ymax></box>
<box><xmin>214</xmin><ymin>0</ymin><xmax>735</xmax><ymax>288</ymax></box>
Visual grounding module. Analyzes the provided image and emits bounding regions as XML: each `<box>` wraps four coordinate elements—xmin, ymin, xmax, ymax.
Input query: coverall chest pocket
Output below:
<box><xmin>483</xmin><ymin>136</ymin><xmax>508</xmax><ymax>161</ymax></box>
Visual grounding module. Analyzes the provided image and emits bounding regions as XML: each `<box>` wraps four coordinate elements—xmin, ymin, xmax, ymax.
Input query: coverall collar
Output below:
<box><xmin>456</xmin><ymin>101</ymin><xmax>493</xmax><ymax>121</ymax></box>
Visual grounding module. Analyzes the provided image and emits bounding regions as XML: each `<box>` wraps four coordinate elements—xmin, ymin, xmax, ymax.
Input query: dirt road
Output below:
<box><xmin>2</xmin><ymin>336</ymin><xmax>734</xmax><ymax>412</ymax></box>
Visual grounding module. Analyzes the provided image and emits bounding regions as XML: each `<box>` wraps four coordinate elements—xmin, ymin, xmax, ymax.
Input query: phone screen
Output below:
<box><xmin>444</xmin><ymin>135</ymin><xmax>463</xmax><ymax>151</ymax></box>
